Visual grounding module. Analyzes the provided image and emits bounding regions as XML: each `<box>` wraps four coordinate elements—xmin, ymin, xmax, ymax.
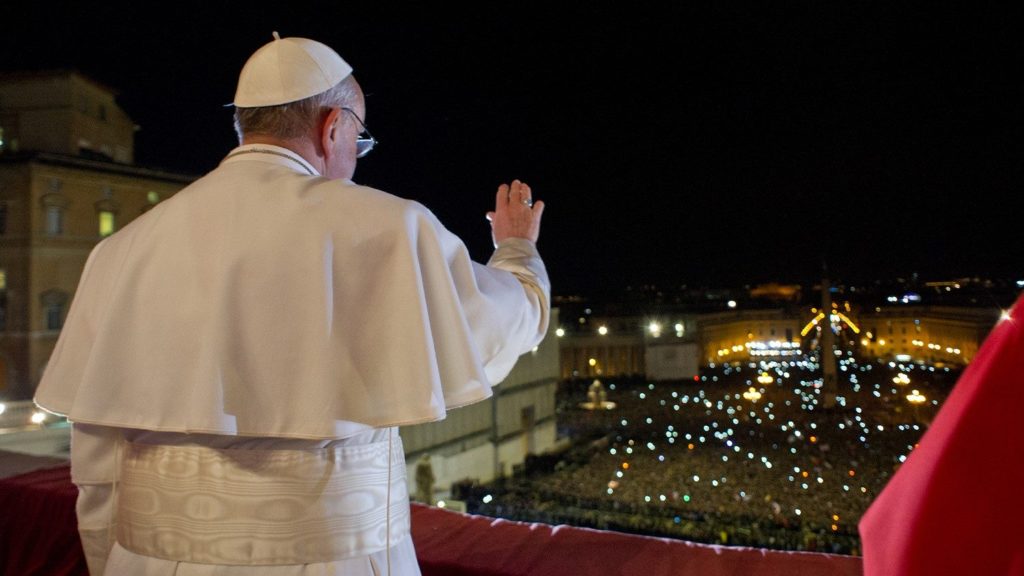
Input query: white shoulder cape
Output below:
<box><xmin>34</xmin><ymin>148</ymin><xmax>549</xmax><ymax>439</ymax></box>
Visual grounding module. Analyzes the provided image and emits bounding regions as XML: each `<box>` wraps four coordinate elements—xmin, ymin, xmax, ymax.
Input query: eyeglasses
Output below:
<box><xmin>341</xmin><ymin>107</ymin><xmax>378</xmax><ymax>158</ymax></box>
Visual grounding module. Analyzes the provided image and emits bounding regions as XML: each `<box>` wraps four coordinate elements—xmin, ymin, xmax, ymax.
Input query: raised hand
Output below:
<box><xmin>486</xmin><ymin>179</ymin><xmax>545</xmax><ymax>245</ymax></box>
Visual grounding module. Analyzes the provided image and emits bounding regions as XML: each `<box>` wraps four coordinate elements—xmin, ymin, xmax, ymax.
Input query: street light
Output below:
<box><xmin>743</xmin><ymin>387</ymin><xmax>762</xmax><ymax>402</ymax></box>
<box><xmin>906</xmin><ymin>389</ymin><xmax>926</xmax><ymax>425</ymax></box>
<box><xmin>648</xmin><ymin>322</ymin><xmax>662</xmax><ymax>337</ymax></box>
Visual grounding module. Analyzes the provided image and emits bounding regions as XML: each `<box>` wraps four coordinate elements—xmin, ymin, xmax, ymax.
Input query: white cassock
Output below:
<box><xmin>34</xmin><ymin>144</ymin><xmax>550</xmax><ymax>576</ymax></box>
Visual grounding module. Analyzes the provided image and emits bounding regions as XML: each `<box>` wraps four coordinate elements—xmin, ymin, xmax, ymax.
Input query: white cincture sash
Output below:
<box><xmin>116</xmin><ymin>437</ymin><xmax>410</xmax><ymax>565</ymax></box>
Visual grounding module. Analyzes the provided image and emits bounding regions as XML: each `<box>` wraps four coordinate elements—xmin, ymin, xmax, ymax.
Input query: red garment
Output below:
<box><xmin>860</xmin><ymin>294</ymin><xmax>1024</xmax><ymax>575</ymax></box>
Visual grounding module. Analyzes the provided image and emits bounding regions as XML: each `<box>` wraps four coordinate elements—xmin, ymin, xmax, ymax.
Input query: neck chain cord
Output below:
<box><xmin>223</xmin><ymin>148</ymin><xmax>318</xmax><ymax>176</ymax></box>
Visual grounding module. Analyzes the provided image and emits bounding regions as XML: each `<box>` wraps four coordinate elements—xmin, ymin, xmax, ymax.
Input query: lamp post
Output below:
<box><xmin>906</xmin><ymin>389</ymin><xmax>926</xmax><ymax>424</ymax></box>
<box><xmin>743</xmin><ymin>387</ymin><xmax>762</xmax><ymax>402</ymax></box>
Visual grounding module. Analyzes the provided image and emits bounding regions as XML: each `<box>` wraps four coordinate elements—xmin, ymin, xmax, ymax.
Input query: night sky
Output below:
<box><xmin>2</xmin><ymin>3</ymin><xmax>1019</xmax><ymax>294</ymax></box>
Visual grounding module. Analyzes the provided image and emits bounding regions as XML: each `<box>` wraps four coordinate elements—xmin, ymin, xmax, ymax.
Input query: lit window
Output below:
<box><xmin>99</xmin><ymin>211</ymin><xmax>115</xmax><ymax>237</ymax></box>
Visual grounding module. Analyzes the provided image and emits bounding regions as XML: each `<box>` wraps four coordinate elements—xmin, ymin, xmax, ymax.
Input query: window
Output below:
<box><xmin>46</xmin><ymin>305</ymin><xmax>63</xmax><ymax>330</ymax></box>
<box><xmin>94</xmin><ymin>187</ymin><xmax>119</xmax><ymax>235</ymax></box>
<box><xmin>41</xmin><ymin>290</ymin><xmax>68</xmax><ymax>331</ymax></box>
<box><xmin>41</xmin><ymin>179</ymin><xmax>67</xmax><ymax>236</ymax></box>
<box><xmin>0</xmin><ymin>269</ymin><xmax>6</xmax><ymax>331</ymax></box>
<box><xmin>141</xmin><ymin>191</ymin><xmax>161</xmax><ymax>214</ymax></box>
<box><xmin>45</xmin><ymin>206</ymin><xmax>64</xmax><ymax>235</ymax></box>
<box><xmin>98</xmin><ymin>211</ymin><xmax>115</xmax><ymax>237</ymax></box>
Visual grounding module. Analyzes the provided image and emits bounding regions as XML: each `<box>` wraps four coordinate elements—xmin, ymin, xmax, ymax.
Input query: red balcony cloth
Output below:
<box><xmin>0</xmin><ymin>462</ymin><xmax>863</xmax><ymax>576</ymax></box>
<box><xmin>859</xmin><ymin>294</ymin><xmax>1024</xmax><ymax>575</ymax></box>
<box><xmin>411</xmin><ymin>505</ymin><xmax>862</xmax><ymax>576</ymax></box>
<box><xmin>0</xmin><ymin>465</ymin><xmax>87</xmax><ymax>576</ymax></box>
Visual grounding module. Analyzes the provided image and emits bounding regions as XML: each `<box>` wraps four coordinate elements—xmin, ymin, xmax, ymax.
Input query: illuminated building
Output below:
<box><xmin>557</xmin><ymin>314</ymin><xmax>699</xmax><ymax>380</ymax></box>
<box><xmin>401</xmin><ymin>311</ymin><xmax>562</xmax><ymax>503</ymax></box>
<box><xmin>699</xmin><ymin>309</ymin><xmax>803</xmax><ymax>365</ymax></box>
<box><xmin>0</xmin><ymin>71</ymin><xmax>192</xmax><ymax>399</ymax></box>
<box><xmin>857</xmin><ymin>305</ymin><xmax>998</xmax><ymax>367</ymax></box>
<box><xmin>556</xmin><ymin>291</ymin><xmax>1005</xmax><ymax>379</ymax></box>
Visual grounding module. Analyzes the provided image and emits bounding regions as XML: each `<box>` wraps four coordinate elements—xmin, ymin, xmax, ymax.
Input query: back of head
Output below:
<box><xmin>232</xmin><ymin>32</ymin><xmax>359</xmax><ymax>141</ymax></box>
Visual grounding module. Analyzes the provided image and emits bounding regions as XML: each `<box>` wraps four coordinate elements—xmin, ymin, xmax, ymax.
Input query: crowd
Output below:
<box><xmin>461</xmin><ymin>355</ymin><xmax>957</xmax><ymax>555</ymax></box>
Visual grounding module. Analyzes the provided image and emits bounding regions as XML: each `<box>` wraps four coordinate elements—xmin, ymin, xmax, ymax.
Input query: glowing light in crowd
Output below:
<box><xmin>748</xmin><ymin>341</ymin><xmax>801</xmax><ymax>357</ymax></box>
<box><xmin>906</xmin><ymin>390</ymin><xmax>926</xmax><ymax>404</ymax></box>
<box><xmin>475</xmin><ymin>346</ymin><xmax>955</xmax><ymax>555</ymax></box>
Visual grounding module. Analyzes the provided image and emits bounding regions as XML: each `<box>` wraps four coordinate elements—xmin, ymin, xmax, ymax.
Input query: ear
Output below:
<box><xmin>319</xmin><ymin>107</ymin><xmax>343</xmax><ymax>158</ymax></box>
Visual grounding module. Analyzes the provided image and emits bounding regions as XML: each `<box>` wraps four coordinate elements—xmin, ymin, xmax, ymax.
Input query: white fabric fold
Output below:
<box><xmin>35</xmin><ymin>148</ymin><xmax>550</xmax><ymax>439</ymax></box>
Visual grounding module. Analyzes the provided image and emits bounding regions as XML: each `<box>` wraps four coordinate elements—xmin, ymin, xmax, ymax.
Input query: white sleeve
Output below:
<box><xmin>70</xmin><ymin>423</ymin><xmax>121</xmax><ymax>576</ymax></box>
<box><xmin>486</xmin><ymin>237</ymin><xmax>550</xmax><ymax>350</ymax></box>
<box><xmin>463</xmin><ymin>236</ymin><xmax>550</xmax><ymax>385</ymax></box>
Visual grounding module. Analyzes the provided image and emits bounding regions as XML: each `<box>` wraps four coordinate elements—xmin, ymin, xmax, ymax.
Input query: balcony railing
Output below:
<box><xmin>0</xmin><ymin>450</ymin><xmax>862</xmax><ymax>576</ymax></box>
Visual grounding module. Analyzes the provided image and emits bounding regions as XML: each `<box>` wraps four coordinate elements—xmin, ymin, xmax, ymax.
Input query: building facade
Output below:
<box><xmin>698</xmin><ymin>308</ymin><xmax>804</xmax><ymax>365</ymax></box>
<box><xmin>0</xmin><ymin>71</ymin><xmax>193</xmax><ymax>400</ymax></box>
<box><xmin>401</xmin><ymin>309</ymin><xmax>563</xmax><ymax>503</ymax></box>
<box><xmin>555</xmin><ymin>299</ymin><xmax>1002</xmax><ymax>381</ymax></box>
<box><xmin>857</xmin><ymin>305</ymin><xmax>999</xmax><ymax>367</ymax></box>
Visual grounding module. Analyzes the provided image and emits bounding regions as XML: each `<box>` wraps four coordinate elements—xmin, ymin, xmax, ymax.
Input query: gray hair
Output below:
<box><xmin>233</xmin><ymin>76</ymin><xmax>360</xmax><ymax>142</ymax></box>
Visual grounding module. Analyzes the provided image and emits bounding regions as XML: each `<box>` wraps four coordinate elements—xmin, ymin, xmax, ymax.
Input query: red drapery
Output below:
<box><xmin>0</xmin><ymin>462</ymin><xmax>862</xmax><ymax>576</ymax></box>
<box><xmin>0</xmin><ymin>465</ymin><xmax>86</xmax><ymax>576</ymax></box>
<box><xmin>859</xmin><ymin>294</ymin><xmax>1024</xmax><ymax>575</ymax></box>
